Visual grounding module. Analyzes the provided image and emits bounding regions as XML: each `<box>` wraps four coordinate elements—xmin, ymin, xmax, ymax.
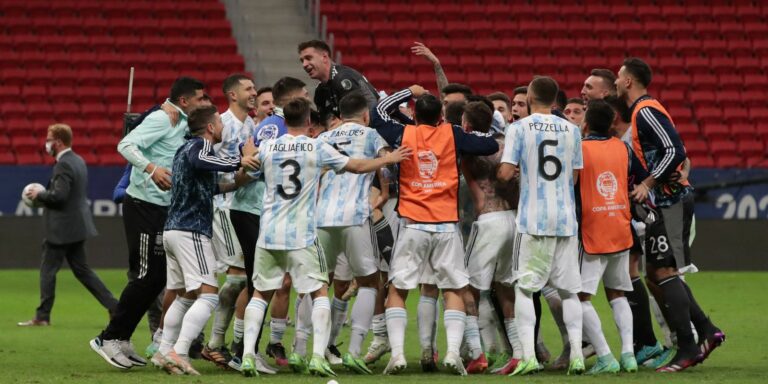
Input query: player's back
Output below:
<box><xmin>258</xmin><ymin>134</ymin><xmax>348</xmax><ymax>249</ymax></box>
<box><xmin>316</xmin><ymin>122</ymin><xmax>387</xmax><ymax>226</ymax></box>
<box><xmin>510</xmin><ymin>113</ymin><xmax>582</xmax><ymax>237</ymax></box>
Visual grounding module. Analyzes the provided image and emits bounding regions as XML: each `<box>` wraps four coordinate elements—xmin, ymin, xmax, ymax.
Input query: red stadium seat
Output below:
<box><xmin>676</xmin><ymin>123</ymin><xmax>700</xmax><ymax>142</ymax></box>
<box><xmin>700</xmin><ymin>122</ymin><xmax>731</xmax><ymax>141</ymax></box>
<box><xmin>16</xmin><ymin>152</ymin><xmax>44</xmax><ymax>165</ymax></box>
<box><xmin>682</xmin><ymin>139</ymin><xmax>709</xmax><ymax>158</ymax></box>
<box><xmin>738</xmin><ymin>140</ymin><xmax>765</xmax><ymax>157</ymax></box>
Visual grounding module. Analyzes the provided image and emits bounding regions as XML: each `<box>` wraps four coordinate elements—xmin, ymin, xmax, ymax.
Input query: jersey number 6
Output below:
<box><xmin>538</xmin><ymin>139</ymin><xmax>562</xmax><ymax>181</ymax></box>
<box><xmin>277</xmin><ymin>159</ymin><xmax>302</xmax><ymax>199</ymax></box>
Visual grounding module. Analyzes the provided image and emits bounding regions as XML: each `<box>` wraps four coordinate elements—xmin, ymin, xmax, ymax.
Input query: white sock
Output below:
<box><xmin>610</xmin><ymin>297</ymin><xmax>634</xmax><ymax>354</ymax></box>
<box><xmin>417</xmin><ymin>296</ymin><xmax>437</xmax><ymax>350</ymax></box>
<box><xmin>543</xmin><ymin>286</ymin><xmax>569</xmax><ymax>348</ymax></box>
<box><xmin>372</xmin><ymin>313</ymin><xmax>388</xmax><ymax>342</ymax></box>
<box><xmin>293</xmin><ymin>295</ymin><xmax>313</xmax><ymax>356</ymax></box>
<box><xmin>581</xmin><ymin>300</ymin><xmax>611</xmax><ymax>357</ymax></box>
<box><xmin>560</xmin><ymin>292</ymin><xmax>583</xmax><ymax>361</ymax></box>
<box><xmin>349</xmin><ymin>287</ymin><xmax>377</xmax><ymax>358</ymax></box>
<box><xmin>209</xmin><ymin>276</ymin><xmax>244</xmax><ymax>348</ymax></box>
<box><xmin>152</xmin><ymin>328</ymin><xmax>163</xmax><ymax>345</ymax></box>
<box><xmin>514</xmin><ymin>286</ymin><xmax>536</xmax><ymax>360</ymax></box>
<box><xmin>270</xmin><ymin>318</ymin><xmax>288</xmax><ymax>344</ymax></box>
<box><xmin>159</xmin><ymin>297</ymin><xmax>194</xmax><ymax>355</ymax></box>
<box><xmin>505</xmin><ymin>318</ymin><xmax>523</xmax><ymax>359</ymax></box>
<box><xmin>463</xmin><ymin>315</ymin><xmax>483</xmax><ymax>359</ymax></box>
<box><xmin>478</xmin><ymin>292</ymin><xmax>500</xmax><ymax>354</ymax></box>
<box><xmin>328</xmin><ymin>297</ymin><xmax>348</xmax><ymax>347</ymax></box>
<box><xmin>243</xmin><ymin>298</ymin><xmax>268</xmax><ymax>357</ymax></box>
<box><xmin>175</xmin><ymin>293</ymin><xmax>218</xmax><ymax>355</ymax></box>
<box><xmin>444</xmin><ymin>309</ymin><xmax>466</xmax><ymax>355</ymax></box>
<box><xmin>233</xmin><ymin>317</ymin><xmax>244</xmax><ymax>343</ymax></box>
<box><xmin>386</xmin><ymin>307</ymin><xmax>407</xmax><ymax>357</ymax></box>
<box><xmin>312</xmin><ymin>296</ymin><xmax>332</xmax><ymax>357</ymax></box>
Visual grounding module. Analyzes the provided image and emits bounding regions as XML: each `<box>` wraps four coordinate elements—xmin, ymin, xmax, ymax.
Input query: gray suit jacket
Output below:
<box><xmin>36</xmin><ymin>150</ymin><xmax>98</xmax><ymax>245</ymax></box>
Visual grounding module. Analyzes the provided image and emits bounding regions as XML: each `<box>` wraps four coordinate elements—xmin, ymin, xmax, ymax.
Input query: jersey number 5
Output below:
<box><xmin>538</xmin><ymin>139</ymin><xmax>562</xmax><ymax>181</ymax></box>
<box><xmin>277</xmin><ymin>159</ymin><xmax>302</xmax><ymax>199</ymax></box>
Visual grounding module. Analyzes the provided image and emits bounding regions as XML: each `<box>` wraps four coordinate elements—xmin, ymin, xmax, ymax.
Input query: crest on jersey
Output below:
<box><xmin>596</xmin><ymin>171</ymin><xmax>618</xmax><ymax>201</ymax></box>
<box><xmin>341</xmin><ymin>79</ymin><xmax>353</xmax><ymax>90</ymax></box>
<box><xmin>417</xmin><ymin>150</ymin><xmax>438</xmax><ymax>179</ymax></box>
<box><xmin>257</xmin><ymin>124</ymin><xmax>279</xmax><ymax>142</ymax></box>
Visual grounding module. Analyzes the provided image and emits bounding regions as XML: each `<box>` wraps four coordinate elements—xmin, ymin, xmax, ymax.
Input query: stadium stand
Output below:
<box><xmin>0</xmin><ymin>0</ymin><xmax>245</xmax><ymax>165</ymax></box>
<box><xmin>320</xmin><ymin>0</ymin><xmax>767</xmax><ymax>168</ymax></box>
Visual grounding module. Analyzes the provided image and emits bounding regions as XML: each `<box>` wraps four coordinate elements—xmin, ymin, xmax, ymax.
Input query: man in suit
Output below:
<box><xmin>18</xmin><ymin>123</ymin><xmax>118</xmax><ymax>326</ymax></box>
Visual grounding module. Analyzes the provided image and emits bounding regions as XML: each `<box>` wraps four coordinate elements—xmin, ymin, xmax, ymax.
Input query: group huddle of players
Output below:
<box><xmin>88</xmin><ymin>40</ymin><xmax>725</xmax><ymax>377</ymax></box>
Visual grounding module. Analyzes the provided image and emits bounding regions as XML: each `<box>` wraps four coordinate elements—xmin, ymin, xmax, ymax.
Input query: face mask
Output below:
<box><xmin>45</xmin><ymin>141</ymin><xmax>55</xmax><ymax>156</ymax></box>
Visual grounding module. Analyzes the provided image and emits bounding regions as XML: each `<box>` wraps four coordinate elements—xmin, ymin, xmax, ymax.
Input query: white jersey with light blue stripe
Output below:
<box><xmin>214</xmin><ymin>109</ymin><xmax>255</xmax><ymax>209</ymax></box>
<box><xmin>316</xmin><ymin>122</ymin><xmax>388</xmax><ymax>227</ymax></box>
<box><xmin>502</xmin><ymin>113</ymin><xmax>582</xmax><ymax>237</ymax></box>
<box><xmin>257</xmin><ymin>134</ymin><xmax>349</xmax><ymax>250</ymax></box>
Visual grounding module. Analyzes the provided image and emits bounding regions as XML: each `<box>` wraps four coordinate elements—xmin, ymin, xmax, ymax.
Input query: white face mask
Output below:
<box><xmin>45</xmin><ymin>141</ymin><xmax>55</xmax><ymax>156</ymax></box>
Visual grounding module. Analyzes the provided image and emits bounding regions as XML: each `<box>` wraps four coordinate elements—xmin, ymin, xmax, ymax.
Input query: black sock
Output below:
<box><xmin>681</xmin><ymin>281</ymin><xmax>716</xmax><ymax>338</ymax></box>
<box><xmin>533</xmin><ymin>290</ymin><xmax>542</xmax><ymax>344</ymax></box>
<box><xmin>626</xmin><ymin>277</ymin><xmax>659</xmax><ymax>350</ymax></box>
<box><xmin>658</xmin><ymin>276</ymin><xmax>698</xmax><ymax>355</ymax></box>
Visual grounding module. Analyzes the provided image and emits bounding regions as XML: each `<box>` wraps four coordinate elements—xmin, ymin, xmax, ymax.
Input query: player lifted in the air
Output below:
<box><xmin>239</xmin><ymin>97</ymin><xmax>410</xmax><ymax>377</ymax></box>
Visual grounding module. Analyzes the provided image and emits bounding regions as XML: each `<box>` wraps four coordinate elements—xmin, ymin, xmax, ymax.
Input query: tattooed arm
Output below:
<box><xmin>411</xmin><ymin>42</ymin><xmax>448</xmax><ymax>100</ymax></box>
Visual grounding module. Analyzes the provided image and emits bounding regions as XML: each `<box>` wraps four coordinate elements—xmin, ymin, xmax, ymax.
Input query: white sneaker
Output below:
<box><xmin>325</xmin><ymin>346</ymin><xmax>343</xmax><ymax>365</ymax></box>
<box><xmin>364</xmin><ymin>338</ymin><xmax>391</xmax><ymax>364</ymax></box>
<box><xmin>90</xmin><ymin>337</ymin><xmax>132</xmax><ymax>369</ymax></box>
<box><xmin>254</xmin><ymin>353</ymin><xmax>277</xmax><ymax>374</ymax></box>
<box><xmin>442</xmin><ymin>351</ymin><xmax>467</xmax><ymax>376</ymax></box>
<box><xmin>119</xmin><ymin>340</ymin><xmax>147</xmax><ymax>367</ymax></box>
<box><xmin>383</xmin><ymin>354</ymin><xmax>407</xmax><ymax>375</ymax></box>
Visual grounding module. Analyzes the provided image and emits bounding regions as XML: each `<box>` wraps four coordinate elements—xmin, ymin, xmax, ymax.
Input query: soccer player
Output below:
<box><xmin>254</xmin><ymin>86</ymin><xmax>274</xmax><ymax>125</ymax></box>
<box><xmin>200</xmin><ymin>74</ymin><xmax>256</xmax><ymax>368</ymax></box>
<box><xmin>564</xmin><ymin>98</ymin><xmax>586</xmax><ymax>126</ymax></box>
<box><xmin>314</xmin><ymin>90</ymin><xmax>392</xmax><ymax>374</ymax></box>
<box><xmin>497</xmin><ymin>76</ymin><xmax>585</xmax><ymax>376</ymax></box>
<box><xmin>298</xmin><ymin>39</ymin><xmax>379</xmax><ymax>119</ymax></box>
<box><xmin>488</xmin><ymin>92</ymin><xmax>514</xmax><ymax>123</ymax></box>
<box><xmin>228</xmin><ymin>76</ymin><xmax>309</xmax><ymax>373</ymax></box>
<box><xmin>155</xmin><ymin>105</ymin><xmax>257</xmax><ymax>375</ymax></box>
<box><xmin>459</xmin><ymin>102</ymin><xmax>520</xmax><ymax>374</ymax></box>
<box><xmin>371</xmin><ymin>88</ymin><xmax>499</xmax><ymax>376</ymax></box>
<box><xmin>239</xmin><ymin>97</ymin><xmax>410</xmax><ymax>377</ymax></box>
<box><xmin>616</xmin><ymin>57</ymin><xmax>724</xmax><ymax>372</ymax></box>
<box><xmin>510</xmin><ymin>86</ymin><xmax>529</xmax><ymax>122</ymax></box>
<box><xmin>91</xmin><ymin>77</ymin><xmax>207</xmax><ymax>370</ymax></box>
<box><xmin>577</xmin><ymin>99</ymin><xmax>649</xmax><ymax>374</ymax></box>
<box><xmin>581</xmin><ymin>68</ymin><xmax>617</xmax><ymax>102</ymax></box>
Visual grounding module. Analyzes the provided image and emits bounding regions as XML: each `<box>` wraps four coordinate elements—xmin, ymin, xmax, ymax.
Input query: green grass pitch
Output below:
<box><xmin>1</xmin><ymin>270</ymin><xmax>765</xmax><ymax>383</ymax></box>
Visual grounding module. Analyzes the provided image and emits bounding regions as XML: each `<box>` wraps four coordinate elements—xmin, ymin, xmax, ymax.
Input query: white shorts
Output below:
<box><xmin>389</xmin><ymin>226</ymin><xmax>469</xmax><ymax>290</ymax></box>
<box><xmin>580</xmin><ymin>248</ymin><xmax>632</xmax><ymax>295</ymax></box>
<box><xmin>253</xmin><ymin>241</ymin><xmax>329</xmax><ymax>294</ymax></box>
<box><xmin>318</xmin><ymin>220</ymin><xmax>379</xmax><ymax>281</ymax></box>
<box><xmin>466</xmin><ymin>211</ymin><xmax>517</xmax><ymax>290</ymax></box>
<box><xmin>514</xmin><ymin>234</ymin><xmax>581</xmax><ymax>294</ymax></box>
<box><xmin>212</xmin><ymin>207</ymin><xmax>245</xmax><ymax>271</ymax></box>
<box><xmin>163</xmin><ymin>230</ymin><xmax>218</xmax><ymax>292</ymax></box>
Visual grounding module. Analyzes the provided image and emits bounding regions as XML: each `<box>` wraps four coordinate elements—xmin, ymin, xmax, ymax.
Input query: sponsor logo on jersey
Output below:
<box><xmin>417</xmin><ymin>150</ymin><xmax>438</xmax><ymax>180</ymax></box>
<box><xmin>596</xmin><ymin>171</ymin><xmax>618</xmax><ymax>201</ymax></box>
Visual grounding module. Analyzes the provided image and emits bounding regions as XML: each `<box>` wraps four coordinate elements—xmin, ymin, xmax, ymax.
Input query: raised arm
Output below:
<box><xmin>411</xmin><ymin>42</ymin><xmax>448</xmax><ymax>99</ymax></box>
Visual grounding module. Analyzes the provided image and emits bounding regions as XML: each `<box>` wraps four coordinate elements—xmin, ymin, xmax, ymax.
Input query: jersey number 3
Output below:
<box><xmin>277</xmin><ymin>159</ymin><xmax>302</xmax><ymax>199</ymax></box>
<box><xmin>538</xmin><ymin>139</ymin><xmax>562</xmax><ymax>181</ymax></box>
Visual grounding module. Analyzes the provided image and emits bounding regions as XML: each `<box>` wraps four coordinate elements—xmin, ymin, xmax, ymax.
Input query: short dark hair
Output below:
<box><xmin>298</xmin><ymin>39</ymin><xmax>331</xmax><ymax>54</ymax></box>
<box><xmin>415</xmin><ymin>94</ymin><xmax>443</xmax><ymax>126</ymax></box>
<box><xmin>283</xmin><ymin>97</ymin><xmax>313</xmax><ymax>128</ymax></box>
<box><xmin>487</xmin><ymin>92</ymin><xmax>511</xmax><ymax>109</ymax></box>
<box><xmin>272</xmin><ymin>77</ymin><xmax>306</xmax><ymax>105</ymax></box>
<box><xmin>622</xmin><ymin>57</ymin><xmax>652</xmax><ymax>88</ymax></box>
<box><xmin>467</xmin><ymin>94</ymin><xmax>494</xmax><ymax>113</ymax></box>
<box><xmin>566</xmin><ymin>98</ymin><xmax>585</xmax><ymax>106</ymax></box>
<box><xmin>463</xmin><ymin>101</ymin><xmax>493</xmax><ymax>133</ymax></box>
<box><xmin>441</xmin><ymin>83</ymin><xmax>473</xmax><ymax>100</ymax></box>
<box><xmin>591</xmin><ymin>68</ymin><xmax>617</xmax><ymax>92</ymax></box>
<box><xmin>513</xmin><ymin>86</ymin><xmax>528</xmax><ymax>96</ymax></box>
<box><xmin>555</xmin><ymin>90</ymin><xmax>568</xmax><ymax>110</ymax></box>
<box><xmin>187</xmin><ymin>105</ymin><xmax>218</xmax><ymax>135</ymax></box>
<box><xmin>170</xmin><ymin>77</ymin><xmax>205</xmax><ymax>103</ymax></box>
<box><xmin>603</xmin><ymin>95</ymin><xmax>631</xmax><ymax>123</ymax></box>
<box><xmin>584</xmin><ymin>99</ymin><xmax>615</xmax><ymax>135</ymax></box>
<box><xmin>529</xmin><ymin>76</ymin><xmax>559</xmax><ymax>106</ymax></box>
<box><xmin>310</xmin><ymin>109</ymin><xmax>321</xmax><ymax>126</ymax></box>
<box><xmin>339</xmin><ymin>90</ymin><xmax>369</xmax><ymax>119</ymax></box>
<box><xmin>256</xmin><ymin>86</ymin><xmax>272</xmax><ymax>98</ymax></box>
<box><xmin>222</xmin><ymin>73</ymin><xmax>253</xmax><ymax>96</ymax></box>
<box><xmin>444</xmin><ymin>101</ymin><xmax>466</xmax><ymax>126</ymax></box>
